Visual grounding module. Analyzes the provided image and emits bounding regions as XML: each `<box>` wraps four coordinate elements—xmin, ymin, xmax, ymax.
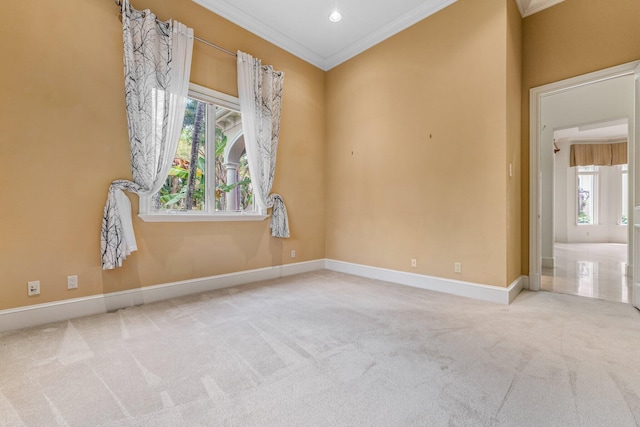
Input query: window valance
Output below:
<box><xmin>569</xmin><ymin>142</ymin><xmax>627</xmax><ymax>167</ymax></box>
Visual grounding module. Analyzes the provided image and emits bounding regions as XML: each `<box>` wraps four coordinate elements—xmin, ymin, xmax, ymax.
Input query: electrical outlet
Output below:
<box><xmin>290</xmin><ymin>250</ymin><xmax>296</xmax><ymax>259</ymax></box>
<box><xmin>411</xmin><ymin>258</ymin><xmax>417</xmax><ymax>268</ymax></box>
<box><xmin>28</xmin><ymin>280</ymin><xmax>40</xmax><ymax>296</ymax></box>
<box><xmin>454</xmin><ymin>262</ymin><xmax>462</xmax><ymax>273</ymax></box>
<box><xmin>67</xmin><ymin>275</ymin><xmax>78</xmax><ymax>290</ymax></box>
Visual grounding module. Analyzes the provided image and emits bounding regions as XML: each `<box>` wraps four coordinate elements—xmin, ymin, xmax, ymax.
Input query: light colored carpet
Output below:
<box><xmin>2</xmin><ymin>270</ymin><xmax>640</xmax><ymax>426</ymax></box>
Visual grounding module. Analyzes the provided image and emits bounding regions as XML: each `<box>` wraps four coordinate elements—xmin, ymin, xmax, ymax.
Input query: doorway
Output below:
<box><xmin>529</xmin><ymin>61</ymin><xmax>639</xmax><ymax>305</ymax></box>
<box><xmin>541</xmin><ymin>123</ymin><xmax>630</xmax><ymax>303</ymax></box>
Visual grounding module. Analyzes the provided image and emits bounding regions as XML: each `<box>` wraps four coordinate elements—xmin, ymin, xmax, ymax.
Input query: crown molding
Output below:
<box><xmin>556</xmin><ymin>136</ymin><xmax>628</xmax><ymax>145</ymax></box>
<box><xmin>192</xmin><ymin>0</ymin><xmax>327</xmax><ymax>69</ymax></box>
<box><xmin>325</xmin><ymin>0</ymin><xmax>457</xmax><ymax>70</ymax></box>
<box><xmin>193</xmin><ymin>0</ymin><xmax>457</xmax><ymax>71</ymax></box>
<box><xmin>515</xmin><ymin>0</ymin><xmax>566</xmax><ymax>18</ymax></box>
<box><xmin>192</xmin><ymin>0</ymin><xmax>565</xmax><ymax>68</ymax></box>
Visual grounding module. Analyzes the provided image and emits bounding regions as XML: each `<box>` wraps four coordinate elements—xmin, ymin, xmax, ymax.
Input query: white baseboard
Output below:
<box><xmin>0</xmin><ymin>260</ymin><xmax>324</xmax><ymax>333</ymax></box>
<box><xmin>325</xmin><ymin>259</ymin><xmax>524</xmax><ymax>305</ymax></box>
<box><xmin>542</xmin><ymin>257</ymin><xmax>555</xmax><ymax>268</ymax></box>
<box><xmin>508</xmin><ymin>276</ymin><xmax>526</xmax><ymax>303</ymax></box>
<box><xmin>0</xmin><ymin>259</ymin><xmax>527</xmax><ymax>333</ymax></box>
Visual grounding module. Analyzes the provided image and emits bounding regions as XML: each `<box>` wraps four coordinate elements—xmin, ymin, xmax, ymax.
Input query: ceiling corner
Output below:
<box><xmin>192</xmin><ymin>0</ymin><xmax>328</xmax><ymax>69</ymax></box>
<box><xmin>192</xmin><ymin>0</ymin><xmax>459</xmax><ymax>71</ymax></box>
<box><xmin>516</xmin><ymin>0</ymin><xmax>566</xmax><ymax>17</ymax></box>
<box><xmin>514</xmin><ymin>0</ymin><xmax>528</xmax><ymax>17</ymax></box>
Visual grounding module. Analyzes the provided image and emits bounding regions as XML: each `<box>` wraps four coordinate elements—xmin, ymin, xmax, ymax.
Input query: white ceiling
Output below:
<box><xmin>555</xmin><ymin>119</ymin><xmax>629</xmax><ymax>142</ymax></box>
<box><xmin>193</xmin><ymin>0</ymin><xmax>565</xmax><ymax>71</ymax></box>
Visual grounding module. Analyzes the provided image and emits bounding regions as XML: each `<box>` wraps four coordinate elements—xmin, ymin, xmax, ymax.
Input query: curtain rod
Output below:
<box><xmin>115</xmin><ymin>0</ymin><xmax>237</xmax><ymax>58</ymax></box>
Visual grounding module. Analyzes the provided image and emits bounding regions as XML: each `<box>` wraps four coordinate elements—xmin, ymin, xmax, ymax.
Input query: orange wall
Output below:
<box><xmin>9</xmin><ymin>0</ymin><xmax>604</xmax><ymax>311</ymax></box>
<box><xmin>506</xmin><ymin>0</ymin><xmax>522</xmax><ymax>284</ymax></box>
<box><xmin>0</xmin><ymin>0</ymin><xmax>326</xmax><ymax>310</ymax></box>
<box><xmin>325</xmin><ymin>0</ymin><xmax>514</xmax><ymax>287</ymax></box>
<box><xmin>521</xmin><ymin>0</ymin><xmax>640</xmax><ymax>273</ymax></box>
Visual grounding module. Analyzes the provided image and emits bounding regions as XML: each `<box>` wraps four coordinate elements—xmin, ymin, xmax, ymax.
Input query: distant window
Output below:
<box><xmin>577</xmin><ymin>166</ymin><xmax>598</xmax><ymax>225</ymax></box>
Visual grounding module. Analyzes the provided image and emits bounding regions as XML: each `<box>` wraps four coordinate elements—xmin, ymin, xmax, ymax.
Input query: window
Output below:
<box><xmin>139</xmin><ymin>84</ymin><xmax>266</xmax><ymax>222</ymax></box>
<box><xmin>621</xmin><ymin>164</ymin><xmax>628</xmax><ymax>225</ymax></box>
<box><xmin>577</xmin><ymin>166</ymin><xmax>598</xmax><ymax>225</ymax></box>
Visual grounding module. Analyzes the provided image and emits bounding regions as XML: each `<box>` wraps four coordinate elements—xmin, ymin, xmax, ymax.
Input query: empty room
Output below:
<box><xmin>3</xmin><ymin>0</ymin><xmax>640</xmax><ymax>425</ymax></box>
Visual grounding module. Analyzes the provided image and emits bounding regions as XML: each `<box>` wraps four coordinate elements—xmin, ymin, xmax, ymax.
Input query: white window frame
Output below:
<box><xmin>138</xmin><ymin>83</ymin><xmax>267</xmax><ymax>223</ymax></box>
<box><xmin>619</xmin><ymin>164</ymin><xmax>629</xmax><ymax>225</ymax></box>
<box><xmin>576</xmin><ymin>165</ymin><xmax>599</xmax><ymax>226</ymax></box>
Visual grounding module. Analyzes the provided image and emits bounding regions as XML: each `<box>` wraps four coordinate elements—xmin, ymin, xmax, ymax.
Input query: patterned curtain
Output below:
<box><xmin>101</xmin><ymin>0</ymin><xmax>194</xmax><ymax>269</ymax></box>
<box><xmin>237</xmin><ymin>51</ymin><xmax>289</xmax><ymax>238</ymax></box>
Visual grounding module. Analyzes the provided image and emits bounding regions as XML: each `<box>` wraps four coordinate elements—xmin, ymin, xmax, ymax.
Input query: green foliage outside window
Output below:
<box><xmin>157</xmin><ymin>98</ymin><xmax>253</xmax><ymax>212</ymax></box>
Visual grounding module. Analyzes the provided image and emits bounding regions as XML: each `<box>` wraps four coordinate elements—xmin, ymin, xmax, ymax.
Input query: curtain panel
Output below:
<box><xmin>101</xmin><ymin>0</ymin><xmax>194</xmax><ymax>269</ymax></box>
<box><xmin>570</xmin><ymin>142</ymin><xmax>628</xmax><ymax>167</ymax></box>
<box><xmin>237</xmin><ymin>51</ymin><xmax>290</xmax><ymax>238</ymax></box>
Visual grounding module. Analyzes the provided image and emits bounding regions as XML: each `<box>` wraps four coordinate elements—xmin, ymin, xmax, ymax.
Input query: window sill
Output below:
<box><xmin>138</xmin><ymin>213</ymin><xmax>268</xmax><ymax>223</ymax></box>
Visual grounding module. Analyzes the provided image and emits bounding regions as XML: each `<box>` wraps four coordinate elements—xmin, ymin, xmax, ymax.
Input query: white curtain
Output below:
<box><xmin>237</xmin><ymin>51</ymin><xmax>289</xmax><ymax>238</ymax></box>
<box><xmin>101</xmin><ymin>0</ymin><xmax>194</xmax><ymax>269</ymax></box>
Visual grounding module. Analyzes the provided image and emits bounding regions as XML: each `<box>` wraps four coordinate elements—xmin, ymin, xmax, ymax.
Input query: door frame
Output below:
<box><xmin>529</xmin><ymin>60</ymin><xmax>639</xmax><ymax>291</ymax></box>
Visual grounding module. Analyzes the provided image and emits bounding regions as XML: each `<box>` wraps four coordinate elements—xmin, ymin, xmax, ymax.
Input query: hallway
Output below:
<box><xmin>541</xmin><ymin>243</ymin><xmax>630</xmax><ymax>303</ymax></box>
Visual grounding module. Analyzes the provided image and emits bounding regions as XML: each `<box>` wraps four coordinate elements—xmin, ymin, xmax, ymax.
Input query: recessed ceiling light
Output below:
<box><xmin>328</xmin><ymin>10</ymin><xmax>342</xmax><ymax>23</ymax></box>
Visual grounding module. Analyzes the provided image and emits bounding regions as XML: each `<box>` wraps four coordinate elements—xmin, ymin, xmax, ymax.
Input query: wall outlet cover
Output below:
<box><xmin>28</xmin><ymin>280</ymin><xmax>40</xmax><ymax>296</ymax></box>
<box><xmin>67</xmin><ymin>275</ymin><xmax>78</xmax><ymax>290</ymax></box>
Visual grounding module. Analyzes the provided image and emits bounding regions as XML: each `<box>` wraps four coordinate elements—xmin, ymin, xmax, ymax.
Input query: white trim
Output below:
<box><xmin>557</xmin><ymin>136</ymin><xmax>628</xmax><ymax>144</ymax></box>
<box><xmin>188</xmin><ymin>83</ymin><xmax>240</xmax><ymax>111</ymax></box>
<box><xmin>138</xmin><ymin>213</ymin><xmax>268</xmax><ymax>222</ymax></box>
<box><xmin>324</xmin><ymin>259</ymin><xmax>523</xmax><ymax>305</ymax></box>
<box><xmin>529</xmin><ymin>60</ymin><xmax>640</xmax><ymax>291</ymax></box>
<box><xmin>192</xmin><ymin>0</ymin><xmax>456</xmax><ymax>71</ymax></box>
<box><xmin>509</xmin><ymin>276</ymin><xmax>526</xmax><ymax>302</ymax></box>
<box><xmin>0</xmin><ymin>259</ymin><xmax>528</xmax><ymax>333</ymax></box>
<box><xmin>324</xmin><ymin>0</ymin><xmax>457</xmax><ymax>70</ymax></box>
<box><xmin>541</xmin><ymin>257</ymin><xmax>555</xmax><ymax>269</ymax></box>
<box><xmin>0</xmin><ymin>260</ymin><xmax>324</xmax><ymax>333</ymax></box>
<box><xmin>515</xmin><ymin>0</ymin><xmax>566</xmax><ymax>18</ymax></box>
<box><xmin>192</xmin><ymin>0</ymin><xmax>326</xmax><ymax>69</ymax></box>
<box><xmin>514</xmin><ymin>0</ymin><xmax>526</xmax><ymax>16</ymax></box>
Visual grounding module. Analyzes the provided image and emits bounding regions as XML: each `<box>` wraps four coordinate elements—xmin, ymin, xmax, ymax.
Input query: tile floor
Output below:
<box><xmin>541</xmin><ymin>243</ymin><xmax>631</xmax><ymax>303</ymax></box>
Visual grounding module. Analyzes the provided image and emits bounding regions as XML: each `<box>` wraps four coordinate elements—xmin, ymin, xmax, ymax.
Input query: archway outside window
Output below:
<box><xmin>223</xmin><ymin>133</ymin><xmax>247</xmax><ymax>211</ymax></box>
